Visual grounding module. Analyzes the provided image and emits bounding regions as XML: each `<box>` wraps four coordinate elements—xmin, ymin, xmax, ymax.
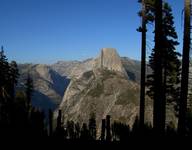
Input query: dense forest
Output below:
<box><xmin>0</xmin><ymin>0</ymin><xmax>192</xmax><ymax>145</ymax></box>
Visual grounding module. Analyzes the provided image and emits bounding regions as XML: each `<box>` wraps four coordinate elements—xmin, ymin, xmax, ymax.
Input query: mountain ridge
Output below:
<box><xmin>17</xmin><ymin>51</ymin><xmax>142</xmax><ymax>114</ymax></box>
<box><xmin>58</xmin><ymin>48</ymin><xmax>153</xmax><ymax>128</ymax></box>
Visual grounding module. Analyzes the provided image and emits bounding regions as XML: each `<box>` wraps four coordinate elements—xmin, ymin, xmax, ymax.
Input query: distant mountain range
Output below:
<box><xmin>18</xmin><ymin>48</ymin><xmax>185</xmax><ymax>127</ymax></box>
<box><xmin>17</xmin><ymin>53</ymin><xmax>142</xmax><ymax>113</ymax></box>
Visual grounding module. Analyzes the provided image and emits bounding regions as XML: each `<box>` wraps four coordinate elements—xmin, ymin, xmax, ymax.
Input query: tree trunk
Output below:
<box><xmin>153</xmin><ymin>0</ymin><xmax>165</xmax><ymax>134</ymax></box>
<box><xmin>139</xmin><ymin>0</ymin><xmax>147</xmax><ymax>131</ymax></box>
<box><xmin>178</xmin><ymin>0</ymin><xmax>191</xmax><ymax>136</ymax></box>
<box><xmin>101</xmin><ymin>119</ymin><xmax>106</xmax><ymax>141</ymax></box>
<box><xmin>49</xmin><ymin>109</ymin><xmax>53</xmax><ymax>137</ymax></box>
<box><xmin>106</xmin><ymin>115</ymin><xmax>111</xmax><ymax>141</ymax></box>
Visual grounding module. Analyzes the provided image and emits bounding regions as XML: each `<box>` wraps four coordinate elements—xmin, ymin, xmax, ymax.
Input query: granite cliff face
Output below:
<box><xmin>18</xmin><ymin>48</ymin><xmax>178</xmax><ymax>126</ymax></box>
<box><xmin>59</xmin><ymin>69</ymin><xmax>153</xmax><ymax>126</ymax></box>
<box><xmin>18</xmin><ymin>64</ymin><xmax>70</xmax><ymax>111</ymax></box>
<box><xmin>59</xmin><ymin>49</ymin><xmax>153</xmax><ymax>128</ymax></box>
<box><xmin>18</xmin><ymin>54</ymin><xmax>142</xmax><ymax>113</ymax></box>
<box><xmin>51</xmin><ymin>59</ymin><xmax>94</xmax><ymax>79</ymax></box>
<box><xmin>94</xmin><ymin>48</ymin><xmax>128</xmax><ymax>77</ymax></box>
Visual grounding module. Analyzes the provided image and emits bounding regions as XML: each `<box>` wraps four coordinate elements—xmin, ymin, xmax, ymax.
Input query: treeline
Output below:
<box><xmin>49</xmin><ymin>110</ymin><xmax>149</xmax><ymax>141</ymax></box>
<box><xmin>138</xmin><ymin>0</ymin><xmax>192</xmax><ymax>136</ymax></box>
<box><xmin>0</xmin><ymin>47</ymin><xmax>47</xmax><ymax>138</ymax></box>
<box><xmin>49</xmin><ymin>110</ymin><xmax>189</xmax><ymax>142</ymax></box>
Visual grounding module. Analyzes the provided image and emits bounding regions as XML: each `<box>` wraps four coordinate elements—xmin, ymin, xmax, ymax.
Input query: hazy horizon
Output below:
<box><xmin>15</xmin><ymin>49</ymin><xmax>141</xmax><ymax>65</ymax></box>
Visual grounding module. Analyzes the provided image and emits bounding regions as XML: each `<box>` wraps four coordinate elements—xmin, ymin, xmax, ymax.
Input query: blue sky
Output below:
<box><xmin>0</xmin><ymin>0</ymin><xmax>184</xmax><ymax>64</ymax></box>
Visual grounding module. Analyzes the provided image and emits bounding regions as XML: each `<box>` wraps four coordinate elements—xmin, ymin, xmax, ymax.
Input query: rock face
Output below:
<box><xmin>59</xmin><ymin>49</ymin><xmax>153</xmax><ymax>128</ymax></box>
<box><xmin>51</xmin><ymin>59</ymin><xmax>94</xmax><ymax>79</ymax></box>
<box><xmin>18</xmin><ymin>64</ymin><xmax>70</xmax><ymax>112</ymax></box>
<box><xmin>18</xmin><ymin>48</ymin><xmax>177</xmax><ymax>126</ymax></box>
<box><xmin>18</xmin><ymin>55</ymin><xmax>142</xmax><ymax>113</ymax></box>
<box><xmin>94</xmin><ymin>48</ymin><xmax>128</xmax><ymax>77</ymax></box>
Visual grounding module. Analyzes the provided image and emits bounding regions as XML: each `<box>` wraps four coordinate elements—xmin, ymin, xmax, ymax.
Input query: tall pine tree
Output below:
<box><xmin>138</xmin><ymin>0</ymin><xmax>154</xmax><ymax>131</ymax></box>
<box><xmin>178</xmin><ymin>0</ymin><xmax>191</xmax><ymax>136</ymax></box>
<box><xmin>146</xmin><ymin>2</ymin><xmax>181</xmax><ymax>134</ymax></box>
<box><xmin>25</xmin><ymin>73</ymin><xmax>34</xmax><ymax>111</ymax></box>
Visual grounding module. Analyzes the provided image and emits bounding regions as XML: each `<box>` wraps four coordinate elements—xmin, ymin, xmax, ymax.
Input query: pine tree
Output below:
<box><xmin>146</xmin><ymin>2</ymin><xmax>181</xmax><ymax>134</ymax></box>
<box><xmin>30</xmin><ymin>108</ymin><xmax>46</xmax><ymax>137</ymax></box>
<box><xmin>8</xmin><ymin>61</ymin><xmax>19</xmax><ymax>100</ymax></box>
<box><xmin>0</xmin><ymin>46</ymin><xmax>9</xmax><ymax>109</ymax></box>
<box><xmin>101</xmin><ymin>119</ymin><xmax>106</xmax><ymax>141</ymax></box>
<box><xmin>111</xmin><ymin>121</ymin><xmax>130</xmax><ymax>141</ymax></box>
<box><xmin>0</xmin><ymin>47</ymin><xmax>19</xmax><ymax>128</ymax></box>
<box><xmin>106</xmin><ymin>115</ymin><xmax>111</xmax><ymax>141</ymax></box>
<box><xmin>74</xmin><ymin>122</ymin><xmax>81</xmax><ymax>139</ymax></box>
<box><xmin>88</xmin><ymin>112</ymin><xmax>96</xmax><ymax>140</ymax></box>
<box><xmin>49</xmin><ymin>109</ymin><xmax>53</xmax><ymax>137</ymax></box>
<box><xmin>147</xmin><ymin>3</ymin><xmax>181</xmax><ymax>105</ymax></box>
<box><xmin>13</xmin><ymin>91</ymin><xmax>28</xmax><ymax>136</ymax></box>
<box><xmin>25</xmin><ymin>73</ymin><xmax>33</xmax><ymax>110</ymax></box>
<box><xmin>132</xmin><ymin>116</ymin><xmax>140</xmax><ymax>136</ymax></box>
<box><xmin>138</xmin><ymin>0</ymin><xmax>147</xmax><ymax>131</ymax></box>
<box><xmin>66</xmin><ymin>120</ymin><xmax>75</xmax><ymax>139</ymax></box>
<box><xmin>152</xmin><ymin>0</ymin><xmax>164</xmax><ymax>134</ymax></box>
<box><xmin>138</xmin><ymin>0</ymin><xmax>155</xmax><ymax>132</ymax></box>
<box><xmin>80</xmin><ymin>123</ymin><xmax>89</xmax><ymax>140</ymax></box>
<box><xmin>56</xmin><ymin>109</ymin><xmax>62</xmax><ymax>131</ymax></box>
<box><xmin>178</xmin><ymin>0</ymin><xmax>191</xmax><ymax>136</ymax></box>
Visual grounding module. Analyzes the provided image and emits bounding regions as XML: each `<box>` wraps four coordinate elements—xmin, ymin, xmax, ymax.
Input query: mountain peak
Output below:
<box><xmin>94</xmin><ymin>48</ymin><xmax>127</xmax><ymax>77</ymax></box>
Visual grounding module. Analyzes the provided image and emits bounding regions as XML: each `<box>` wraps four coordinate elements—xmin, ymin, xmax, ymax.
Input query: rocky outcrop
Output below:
<box><xmin>18</xmin><ymin>49</ymin><xmax>177</xmax><ymax>126</ymax></box>
<box><xmin>94</xmin><ymin>48</ymin><xmax>128</xmax><ymax>77</ymax></box>
<box><xmin>18</xmin><ymin>54</ymin><xmax>142</xmax><ymax>112</ymax></box>
<box><xmin>59</xmin><ymin>69</ymin><xmax>153</xmax><ymax>127</ymax></box>
<box><xmin>18</xmin><ymin>64</ymin><xmax>70</xmax><ymax>111</ymax></box>
<box><xmin>51</xmin><ymin>59</ymin><xmax>94</xmax><ymax>79</ymax></box>
<box><xmin>59</xmin><ymin>49</ymin><xmax>152</xmax><ymax>128</ymax></box>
